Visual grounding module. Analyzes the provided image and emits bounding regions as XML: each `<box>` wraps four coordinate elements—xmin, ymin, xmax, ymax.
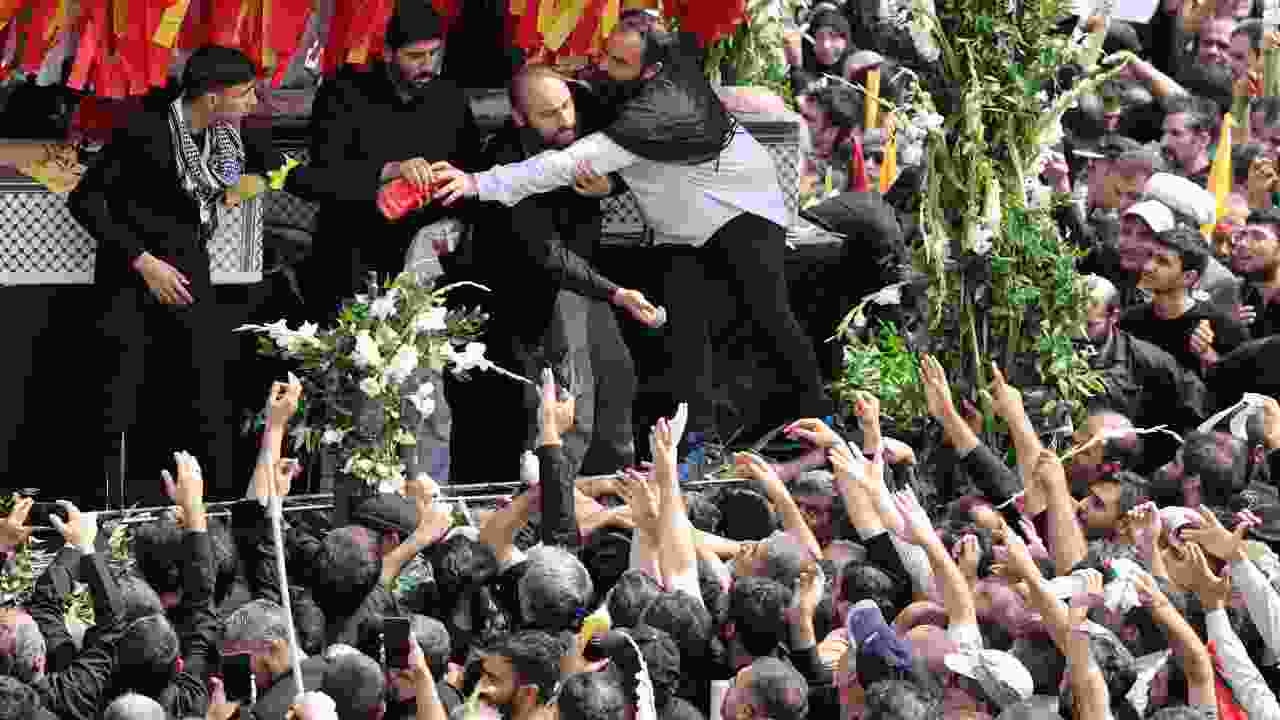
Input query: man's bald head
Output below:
<box><xmin>509</xmin><ymin>65</ymin><xmax>579</xmax><ymax>147</ymax></box>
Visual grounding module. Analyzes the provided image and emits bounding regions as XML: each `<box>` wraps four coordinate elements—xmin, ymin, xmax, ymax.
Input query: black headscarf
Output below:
<box><xmin>601</xmin><ymin>30</ymin><xmax>736</xmax><ymax>165</ymax></box>
<box><xmin>386</xmin><ymin>0</ymin><xmax>444</xmax><ymax>50</ymax></box>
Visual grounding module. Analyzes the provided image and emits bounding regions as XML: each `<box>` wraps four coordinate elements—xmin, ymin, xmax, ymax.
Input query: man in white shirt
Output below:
<box><xmin>430</xmin><ymin>26</ymin><xmax>834</xmax><ymax>466</ymax></box>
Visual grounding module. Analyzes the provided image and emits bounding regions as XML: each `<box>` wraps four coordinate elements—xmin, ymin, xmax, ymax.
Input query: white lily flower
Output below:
<box><xmin>408</xmin><ymin>381</ymin><xmax>436</xmax><ymax>417</ymax></box>
<box><xmin>413</xmin><ymin>306</ymin><xmax>448</xmax><ymax>334</ymax></box>
<box><xmin>352</xmin><ymin>331</ymin><xmax>382</xmax><ymax>369</ymax></box>
<box><xmin>321</xmin><ymin>427</ymin><xmax>348</xmax><ymax>445</ymax></box>
<box><xmin>289</xmin><ymin>423</ymin><xmax>311</xmax><ymax>451</ymax></box>
<box><xmin>384</xmin><ymin>345</ymin><xmax>421</xmax><ymax>386</ymax></box>
<box><xmin>867</xmin><ymin>282</ymin><xmax>907</xmax><ymax>307</ymax></box>
<box><xmin>370</xmin><ymin>289</ymin><xmax>400</xmax><ymax>321</ymax></box>
<box><xmin>447</xmin><ymin>342</ymin><xmax>492</xmax><ymax>375</ymax></box>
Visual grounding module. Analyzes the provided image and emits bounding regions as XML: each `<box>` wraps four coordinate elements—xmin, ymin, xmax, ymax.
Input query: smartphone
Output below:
<box><xmin>384</xmin><ymin>616</ymin><xmax>413</xmax><ymax>670</ymax></box>
<box><xmin>27</xmin><ymin>502</ymin><xmax>69</xmax><ymax>527</ymax></box>
<box><xmin>222</xmin><ymin>653</ymin><xmax>255</xmax><ymax>704</ymax></box>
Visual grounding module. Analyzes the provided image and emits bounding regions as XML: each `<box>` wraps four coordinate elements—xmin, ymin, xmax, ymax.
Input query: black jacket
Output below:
<box><xmin>284</xmin><ymin>63</ymin><xmax>483</xmax><ymax>320</ymax></box>
<box><xmin>26</xmin><ymin>549</ymin><xmax>127</xmax><ymax>720</ymax></box>
<box><xmin>1089</xmin><ymin>328</ymin><xmax>1207</xmax><ymax>430</ymax></box>
<box><xmin>441</xmin><ymin>85</ymin><xmax>621</xmax><ymax>352</ymax></box>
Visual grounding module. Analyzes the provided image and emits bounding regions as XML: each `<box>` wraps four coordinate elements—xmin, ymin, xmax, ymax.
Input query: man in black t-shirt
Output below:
<box><xmin>1120</xmin><ymin>226</ymin><xmax>1250</xmax><ymax>376</ymax></box>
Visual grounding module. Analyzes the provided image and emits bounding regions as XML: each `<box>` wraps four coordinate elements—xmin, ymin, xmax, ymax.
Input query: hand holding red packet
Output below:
<box><xmin>378</xmin><ymin>178</ymin><xmax>429</xmax><ymax>221</ymax></box>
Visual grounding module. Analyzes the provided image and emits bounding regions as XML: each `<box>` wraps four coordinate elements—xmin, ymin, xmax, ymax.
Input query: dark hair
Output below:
<box><xmin>557</xmin><ymin>671</ymin><xmax>628</xmax><ymax>720</ymax></box>
<box><xmin>728</xmin><ymin>577</ymin><xmax>794</xmax><ymax>657</ymax></box>
<box><xmin>181</xmin><ymin>45</ymin><xmax>257</xmax><ymax>98</ymax></box>
<box><xmin>1250</xmin><ymin>95</ymin><xmax>1280</xmax><ymax>127</ymax></box>
<box><xmin>207</xmin><ymin>519</ymin><xmax>240</xmax><ymax>607</ymax></box>
<box><xmin>808</xmin><ymin>83</ymin><xmax>864</xmax><ymax>132</ymax></box>
<box><xmin>1059</xmin><ymin>628</ymin><xmax>1137</xmax><ymax>720</ymax></box>
<box><xmin>116</xmin><ymin>615</ymin><xmax>180</xmax><ymax>697</ymax></box>
<box><xmin>685</xmin><ymin>492</ymin><xmax>722</xmax><ymax>534</ymax></box>
<box><xmin>1165</xmin><ymin>94</ymin><xmax>1219</xmax><ymax>134</ymax></box>
<box><xmin>291</xmin><ymin>586</ymin><xmax>327</xmax><ymax>657</ymax></box>
<box><xmin>317</xmin><ymin>526</ymin><xmax>382</xmax><ymax>617</ymax></box>
<box><xmin>838</xmin><ymin>561</ymin><xmax>900</xmax><ymax>622</ymax></box>
<box><xmin>412</xmin><ymin>614</ymin><xmax>453</xmax><ymax>681</ymax></box>
<box><xmin>1233</xmin><ymin>143</ymin><xmax>1267</xmax><ymax>188</ymax></box>
<box><xmin>628</xmin><ymin>625</ymin><xmax>681</xmax><ymax>711</ymax></box>
<box><xmin>1179</xmin><ymin>65</ymin><xmax>1234</xmax><ymax>114</ymax></box>
<box><xmin>696</xmin><ymin>554</ymin><xmax>730</xmax><ymax>628</ymax></box>
<box><xmin>321</xmin><ymin>651</ymin><xmax>386</xmax><ymax>720</ymax></box>
<box><xmin>608</xmin><ymin>570</ymin><xmax>663</xmax><ymax>629</ymax></box>
<box><xmin>1009</xmin><ymin>633</ymin><xmax>1067</xmax><ymax>697</ymax></box>
<box><xmin>130</xmin><ymin>516</ymin><xmax>186</xmax><ymax>596</ymax></box>
<box><xmin>746</xmin><ymin>657</ymin><xmax>810</xmax><ymax>720</ymax></box>
<box><xmin>1233</xmin><ymin>18</ymin><xmax>1263</xmax><ymax>48</ymax></box>
<box><xmin>0</xmin><ymin>677</ymin><xmax>46</xmax><ymax>720</ymax></box>
<box><xmin>639</xmin><ymin>591</ymin><xmax>713</xmax><ymax>664</ymax></box>
<box><xmin>487</xmin><ymin>631</ymin><xmax>566</xmax><ymax>705</ymax></box>
<box><xmin>1247</xmin><ymin>206</ymin><xmax>1280</xmax><ymax>233</ymax></box>
<box><xmin>1152</xmin><ymin>227</ymin><xmax>1210</xmax><ymax>279</ymax></box>
<box><xmin>1183</xmin><ymin>431</ymin><xmax>1250</xmax><ymax>505</ymax></box>
<box><xmin>431</xmin><ymin>533</ymin><xmax>501</xmax><ymax>607</ymax></box>
<box><xmin>862</xmin><ymin>680</ymin><xmax>940</xmax><ymax>720</ymax></box>
<box><xmin>113</xmin><ymin>571</ymin><xmax>166</xmax><ymax>624</ymax></box>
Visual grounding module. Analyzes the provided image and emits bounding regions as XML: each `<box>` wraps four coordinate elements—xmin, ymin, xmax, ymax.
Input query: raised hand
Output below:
<box><xmin>992</xmin><ymin>526</ymin><xmax>1041</xmax><ymax>582</ymax></box>
<box><xmin>735</xmin><ymin>451</ymin><xmax>786</xmax><ymax>498</ymax></box>
<box><xmin>539</xmin><ymin>367</ymin><xmax>575</xmax><ymax>447</ymax></box>
<box><xmin>612</xmin><ymin>289</ymin><xmax>662</xmax><ymax>327</ymax></box>
<box><xmin>1181</xmin><ymin>505</ymin><xmax>1249</xmax><ymax>562</ymax></box>
<box><xmin>785</xmin><ymin>417</ymin><xmax>841</xmax><ymax>448</ymax></box>
<box><xmin>0</xmin><ymin>497</ymin><xmax>33</xmax><ymax>547</ymax></box>
<box><xmin>50</xmin><ymin>501</ymin><xmax>97</xmax><ymax>551</ymax></box>
<box><xmin>573</xmin><ymin>161</ymin><xmax>613</xmax><ymax>198</ymax></box>
<box><xmin>920</xmin><ymin>353</ymin><xmax>956</xmax><ymax>419</ymax></box>
<box><xmin>1124</xmin><ymin>501</ymin><xmax>1163</xmax><ymax>550</ymax></box>
<box><xmin>988</xmin><ymin>363</ymin><xmax>1025</xmax><ymax>422</ymax></box>
<box><xmin>267</xmin><ymin>372</ymin><xmax>303</xmax><ymax>428</ymax></box>
<box><xmin>892</xmin><ymin>490</ymin><xmax>936</xmax><ymax>546</ymax></box>
<box><xmin>615</xmin><ymin>467</ymin><xmax>660</xmax><ymax>534</ymax></box>
<box><xmin>955</xmin><ymin>533</ymin><xmax>981</xmax><ymax>581</ymax></box>
<box><xmin>1186</xmin><ymin>542</ymin><xmax>1234</xmax><ymax>609</ymax></box>
<box><xmin>1260</xmin><ymin>395</ymin><xmax>1280</xmax><ymax>451</ymax></box>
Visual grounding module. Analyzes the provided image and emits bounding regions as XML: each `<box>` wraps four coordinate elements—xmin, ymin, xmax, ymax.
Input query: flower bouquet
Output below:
<box><xmin>236</xmin><ymin>272</ymin><xmax>527</xmax><ymax>494</ymax></box>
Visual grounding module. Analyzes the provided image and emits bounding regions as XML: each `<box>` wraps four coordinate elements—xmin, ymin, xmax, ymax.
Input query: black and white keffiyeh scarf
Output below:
<box><xmin>168</xmin><ymin>96</ymin><xmax>245</xmax><ymax>228</ymax></box>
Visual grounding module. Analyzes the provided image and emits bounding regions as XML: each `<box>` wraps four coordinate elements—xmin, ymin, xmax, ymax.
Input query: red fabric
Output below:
<box><xmin>1207</xmin><ymin>641</ymin><xmax>1248</xmax><ymax>720</ymax></box>
<box><xmin>512</xmin><ymin>0</ymin><xmax>543</xmax><ymax>51</ymax></box>
<box><xmin>209</xmin><ymin>0</ymin><xmax>248</xmax><ymax>46</ymax></box>
<box><xmin>66</xmin><ymin>0</ymin><xmax>106</xmax><ymax>90</ymax></box>
<box><xmin>265</xmin><ymin>0</ymin><xmax>314</xmax><ymax>85</ymax></box>
<box><xmin>675</xmin><ymin>0</ymin><xmax>744</xmax><ymax>45</ymax></box>
<box><xmin>848</xmin><ymin>136</ymin><xmax>868</xmax><ymax>192</ymax></box>
<box><xmin>19</xmin><ymin>0</ymin><xmax>61</xmax><ymax>72</ymax></box>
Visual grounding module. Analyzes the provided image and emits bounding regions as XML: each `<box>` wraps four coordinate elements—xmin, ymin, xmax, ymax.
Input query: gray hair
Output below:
<box><xmin>411</xmin><ymin>615</ymin><xmax>452</xmax><ymax>680</ymax></box>
<box><xmin>791</xmin><ymin>469</ymin><xmax>835</xmax><ymax>497</ymax></box>
<box><xmin>518</xmin><ymin>545</ymin><xmax>594</xmax><ymax>631</ymax></box>
<box><xmin>0</xmin><ymin>611</ymin><xmax>46</xmax><ymax>683</ymax></box>
<box><xmin>103</xmin><ymin>693</ymin><xmax>168</xmax><ymax>720</ymax></box>
<box><xmin>223</xmin><ymin>599</ymin><xmax>292</xmax><ymax>646</ymax></box>
<box><xmin>1083</xmin><ymin>274</ymin><xmax>1120</xmax><ymax>311</ymax></box>
<box><xmin>746</xmin><ymin>657</ymin><xmax>810</xmax><ymax>720</ymax></box>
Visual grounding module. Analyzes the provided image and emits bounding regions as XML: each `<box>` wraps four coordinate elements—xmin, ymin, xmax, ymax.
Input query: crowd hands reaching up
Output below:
<box><xmin>6</xmin><ymin>359</ymin><xmax>1280</xmax><ymax>720</ymax></box>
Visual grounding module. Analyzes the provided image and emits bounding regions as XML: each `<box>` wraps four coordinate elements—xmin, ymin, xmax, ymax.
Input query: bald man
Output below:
<box><xmin>441</xmin><ymin>66</ymin><xmax>656</xmax><ymax>513</ymax></box>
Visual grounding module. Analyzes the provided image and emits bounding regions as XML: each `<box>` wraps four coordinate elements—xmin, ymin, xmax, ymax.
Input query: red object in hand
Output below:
<box><xmin>378</xmin><ymin>178</ymin><xmax>429</xmax><ymax>221</ymax></box>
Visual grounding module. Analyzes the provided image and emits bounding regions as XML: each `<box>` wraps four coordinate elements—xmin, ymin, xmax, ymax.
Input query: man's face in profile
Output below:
<box><xmin>595</xmin><ymin>31</ymin><xmax>650</xmax><ymax>106</ymax></box>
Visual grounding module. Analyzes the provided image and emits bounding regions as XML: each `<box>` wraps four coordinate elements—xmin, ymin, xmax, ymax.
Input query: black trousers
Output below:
<box><xmin>95</xmin><ymin>273</ymin><xmax>232</xmax><ymax>507</ymax></box>
<box><xmin>658</xmin><ymin>212</ymin><xmax>833</xmax><ymax>436</ymax></box>
<box><xmin>446</xmin><ymin>292</ymin><xmax>637</xmax><ymax>485</ymax></box>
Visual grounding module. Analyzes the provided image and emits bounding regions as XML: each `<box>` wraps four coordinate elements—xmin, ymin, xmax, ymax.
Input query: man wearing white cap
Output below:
<box><xmin>1119</xmin><ymin>226</ymin><xmax>1250</xmax><ymax>375</ymax></box>
<box><xmin>1115</xmin><ymin>192</ymin><xmax>1239</xmax><ymax>309</ymax></box>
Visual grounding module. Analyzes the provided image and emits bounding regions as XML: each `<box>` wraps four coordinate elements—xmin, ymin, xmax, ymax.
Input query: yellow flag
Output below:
<box><xmin>154</xmin><ymin>0</ymin><xmax>195</xmax><ymax>47</ymax></box>
<box><xmin>540</xmin><ymin>0</ymin><xmax>588</xmax><ymax>51</ymax></box>
<box><xmin>879</xmin><ymin>119</ymin><xmax>898</xmax><ymax>194</ymax></box>
<box><xmin>1202</xmin><ymin>113</ymin><xmax>1234</xmax><ymax>239</ymax></box>
<box><xmin>864</xmin><ymin>69</ymin><xmax>880</xmax><ymax>132</ymax></box>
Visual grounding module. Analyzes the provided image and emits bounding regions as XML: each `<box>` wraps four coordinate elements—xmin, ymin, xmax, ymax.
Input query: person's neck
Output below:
<box><xmin>1150</xmin><ymin>288</ymin><xmax>1192</xmax><ymax>319</ymax></box>
<box><xmin>183</xmin><ymin>99</ymin><xmax>210</xmax><ymax>132</ymax></box>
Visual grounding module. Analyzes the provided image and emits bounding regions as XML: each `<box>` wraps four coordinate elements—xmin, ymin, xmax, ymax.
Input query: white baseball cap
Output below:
<box><xmin>1123</xmin><ymin>200</ymin><xmax>1176</xmax><ymax>234</ymax></box>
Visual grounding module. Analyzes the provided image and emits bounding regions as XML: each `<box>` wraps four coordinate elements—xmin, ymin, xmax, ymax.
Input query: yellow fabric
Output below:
<box><xmin>880</xmin><ymin>119</ymin><xmax>898</xmax><ymax>194</ymax></box>
<box><xmin>1202</xmin><ymin>113</ymin><xmax>1234</xmax><ymax>239</ymax></box>
<box><xmin>113</xmin><ymin>0</ymin><xmax>128</xmax><ymax>38</ymax></box>
<box><xmin>864</xmin><ymin>69</ymin><xmax>881</xmax><ymax>132</ymax></box>
<box><xmin>154</xmin><ymin>0</ymin><xmax>195</xmax><ymax>47</ymax></box>
<box><xmin>539</xmin><ymin>0</ymin><xmax>589</xmax><ymax>51</ymax></box>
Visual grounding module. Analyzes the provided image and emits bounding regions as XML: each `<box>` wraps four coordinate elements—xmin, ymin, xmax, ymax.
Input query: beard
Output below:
<box><xmin>390</xmin><ymin>61</ymin><xmax>440</xmax><ymax>99</ymax></box>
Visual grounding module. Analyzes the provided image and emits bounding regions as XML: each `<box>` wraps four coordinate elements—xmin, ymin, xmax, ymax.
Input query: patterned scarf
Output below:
<box><xmin>168</xmin><ymin>97</ymin><xmax>244</xmax><ymax>228</ymax></box>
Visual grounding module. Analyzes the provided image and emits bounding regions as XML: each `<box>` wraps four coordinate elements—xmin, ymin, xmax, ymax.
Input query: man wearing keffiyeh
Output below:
<box><xmin>69</xmin><ymin>45</ymin><xmax>284</xmax><ymax>502</ymax></box>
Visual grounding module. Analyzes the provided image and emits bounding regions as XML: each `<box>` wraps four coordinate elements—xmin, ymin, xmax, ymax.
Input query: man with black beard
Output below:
<box><xmin>441</xmin><ymin>64</ymin><xmax>661</xmax><ymax>493</ymax></box>
<box><xmin>285</xmin><ymin>0</ymin><xmax>481</xmax><ymax>323</ymax></box>
<box><xmin>432</xmin><ymin>26</ymin><xmax>834</xmax><ymax>475</ymax></box>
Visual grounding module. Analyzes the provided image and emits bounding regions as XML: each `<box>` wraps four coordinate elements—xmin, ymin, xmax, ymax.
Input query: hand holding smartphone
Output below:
<box><xmin>384</xmin><ymin>617</ymin><xmax>413</xmax><ymax>670</ymax></box>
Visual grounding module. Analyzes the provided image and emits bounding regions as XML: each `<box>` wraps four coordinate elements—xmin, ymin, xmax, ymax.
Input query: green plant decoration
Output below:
<box><xmin>833</xmin><ymin>0</ymin><xmax>1132</xmax><ymax>436</ymax></box>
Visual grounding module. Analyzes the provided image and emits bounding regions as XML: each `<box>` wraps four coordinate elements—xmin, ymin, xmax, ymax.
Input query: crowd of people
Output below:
<box><xmin>18</xmin><ymin>0</ymin><xmax>1280</xmax><ymax>718</ymax></box>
